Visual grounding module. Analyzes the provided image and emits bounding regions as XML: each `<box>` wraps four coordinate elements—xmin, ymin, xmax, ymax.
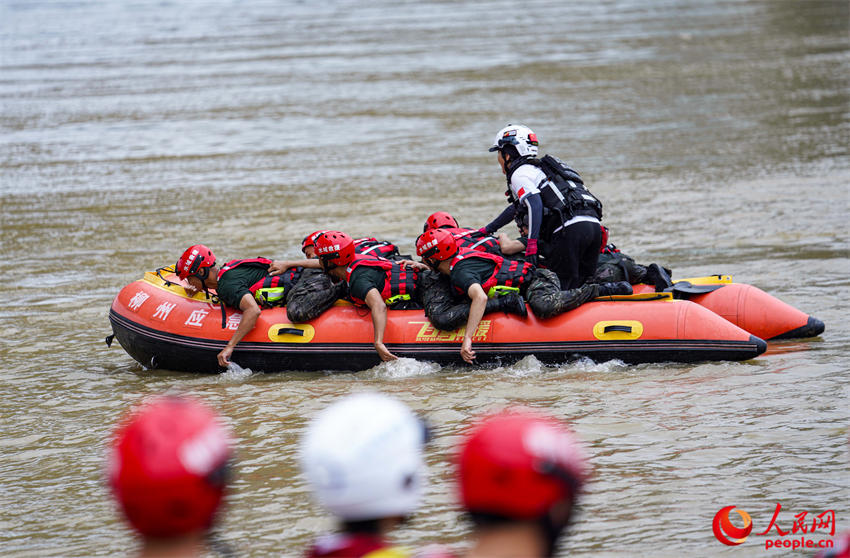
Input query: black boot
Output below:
<box><xmin>497</xmin><ymin>293</ymin><xmax>528</xmax><ymax>318</ymax></box>
<box><xmin>645</xmin><ymin>263</ymin><xmax>673</xmax><ymax>292</ymax></box>
<box><xmin>597</xmin><ymin>281</ymin><xmax>633</xmax><ymax>296</ymax></box>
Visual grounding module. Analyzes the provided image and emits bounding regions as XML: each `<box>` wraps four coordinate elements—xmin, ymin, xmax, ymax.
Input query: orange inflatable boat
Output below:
<box><xmin>107</xmin><ymin>269</ymin><xmax>767</xmax><ymax>373</ymax></box>
<box><xmin>632</xmin><ymin>275</ymin><xmax>825</xmax><ymax>341</ymax></box>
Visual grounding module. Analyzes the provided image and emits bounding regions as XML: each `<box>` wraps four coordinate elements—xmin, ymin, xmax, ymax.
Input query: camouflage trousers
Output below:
<box><xmin>416</xmin><ymin>270</ymin><xmax>478</xmax><ymax>331</ymax></box>
<box><xmin>418</xmin><ymin>268</ymin><xmax>598</xmax><ymax>329</ymax></box>
<box><xmin>285</xmin><ymin>269</ymin><xmax>347</xmax><ymax>323</ymax></box>
<box><xmin>524</xmin><ymin>268</ymin><xmax>598</xmax><ymax>319</ymax></box>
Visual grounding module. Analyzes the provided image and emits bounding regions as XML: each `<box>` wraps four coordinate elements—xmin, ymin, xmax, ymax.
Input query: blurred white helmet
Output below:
<box><xmin>489</xmin><ymin>124</ymin><xmax>539</xmax><ymax>157</ymax></box>
<box><xmin>300</xmin><ymin>392</ymin><xmax>428</xmax><ymax>521</ymax></box>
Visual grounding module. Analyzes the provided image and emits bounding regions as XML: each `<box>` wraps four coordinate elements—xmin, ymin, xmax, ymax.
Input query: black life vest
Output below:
<box><xmin>506</xmin><ymin>154</ymin><xmax>603</xmax><ymax>231</ymax></box>
<box><xmin>449</xmin><ymin>249</ymin><xmax>534</xmax><ymax>297</ymax></box>
<box><xmin>218</xmin><ymin>258</ymin><xmax>302</xmax><ymax>307</ymax></box>
<box><xmin>345</xmin><ymin>255</ymin><xmax>418</xmax><ymax>306</ymax></box>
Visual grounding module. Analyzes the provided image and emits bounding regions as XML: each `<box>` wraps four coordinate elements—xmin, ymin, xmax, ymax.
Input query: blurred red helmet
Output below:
<box><xmin>423</xmin><ymin>211</ymin><xmax>459</xmax><ymax>232</ymax></box>
<box><xmin>457</xmin><ymin>408</ymin><xmax>587</xmax><ymax>520</ymax></box>
<box><xmin>302</xmin><ymin>230</ymin><xmax>331</xmax><ymax>255</ymax></box>
<box><xmin>108</xmin><ymin>395</ymin><xmax>232</xmax><ymax>538</ymax></box>
<box><xmin>314</xmin><ymin>231</ymin><xmax>356</xmax><ymax>267</ymax></box>
<box><xmin>416</xmin><ymin>229</ymin><xmax>458</xmax><ymax>262</ymax></box>
<box><xmin>175</xmin><ymin>245</ymin><xmax>216</xmax><ymax>280</ymax></box>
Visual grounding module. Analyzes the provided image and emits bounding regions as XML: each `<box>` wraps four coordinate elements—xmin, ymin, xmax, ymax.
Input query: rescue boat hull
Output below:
<box><xmin>633</xmin><ymin>276</ymin><xmax>825</xmax><ymax>340</ymax></box>
<box><xmin>108</xmin><ymin>271</ymin><xmax>767</xmax><ymax>373</ymax></box>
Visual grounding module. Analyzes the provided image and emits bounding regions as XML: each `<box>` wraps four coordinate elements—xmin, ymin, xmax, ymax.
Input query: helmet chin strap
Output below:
<box><xmin>540</xmin><ymin>501</ymin><xmax>575</xmax><ymax>558</ymax></box>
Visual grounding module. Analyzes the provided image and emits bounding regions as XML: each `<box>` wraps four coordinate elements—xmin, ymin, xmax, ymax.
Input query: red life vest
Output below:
<box><xmin>449</xmin><ymin>249</ymin><xmax>534</xmax><ymax>296</ymax></box>
<box><xmin>354</xmin><ymin>237</ymin><xmax>400</xmax><ymax>259</ymax></box>
<box><xmin>305</xmin><ymin>533</ymin><xmax>405</xmax><ymax>558</ymax></box>
<box><xmin>218</xmin><ymin>258</ymin><xmax>302</xmax><ymax>307</ymax></box>
<box><xmin>443</xmin><ymin>227</ymin><xmax>502</xmax><ymax>255</ymax></box>
<box><xmin>345</xmin><ymin>255</ymin><xmax>418</xmax><ymax>306</ymax></box>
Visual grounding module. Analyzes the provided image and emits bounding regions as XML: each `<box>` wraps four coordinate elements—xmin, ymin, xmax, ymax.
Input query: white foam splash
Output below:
<box><xmin>219</xmin><ymin>361</ymin><xmax>254</xmax><ymax>381</ymax></box>
<box><xmin>364</xmin><ymin>357</ymin><xmax>441</xmax><ymax>379</ymax></box>
<box><xmin>559</xmin><ymin>357</ymin><xmax>628</xmax><ymax>373</ymax></box>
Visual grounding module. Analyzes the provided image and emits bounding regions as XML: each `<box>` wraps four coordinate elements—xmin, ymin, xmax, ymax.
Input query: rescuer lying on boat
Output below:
<box><xmin>175</xmin><ymin>244</ymin><xmax>341</xmax><ymax>367</ymax></box>
<box><xmin>307</xmin><ymin>231</ymin><xmax>528</xmax><ymax>362</ymax></box>
<box><xmin>301</xmin><ymin>229</ymin><xmax>408</xmax><ymax>261</ymax></box>
<box><xmin>416</xmin><ymin>228</ymin><xmax>632</xmax><ymax>364</ymax></box>
<box><xmin>421</xmin><ymin>210</ymin><xmax>512</xmax><ymax>258</ymax></box>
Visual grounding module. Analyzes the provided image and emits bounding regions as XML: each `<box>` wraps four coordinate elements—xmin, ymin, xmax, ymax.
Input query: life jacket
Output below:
<box><xmin>449</xmin><ymin>249</ymin><xmax>534</xmax><ymax>298</ymax></box>
<box><xmin>218</xmin><ymin>258</ymin><xmax>302</xmax><ymax>308</ymax></box>
<box><xmin>354</xmin><ymin>237</ymin><xmax>400</xmax><ymax>260</ymax></box>
<box><xmin>345</xmin><ymin>255</ymin><xmax>418</xmax><ymax>306</ymax></box>
<box><xmin>505</xmin><ymin>154</ymin><xmax>603</xmax><ymax>235</ymax></box>
<box><xmin>443</xmin><ymin>227</ymin><xmax>502</xmax><ymax>255</ymax></box>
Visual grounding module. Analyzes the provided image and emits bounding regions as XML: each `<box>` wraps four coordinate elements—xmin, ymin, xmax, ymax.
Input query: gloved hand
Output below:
<box><xmin>525</xmin><ymin>238</ymin><xmax>539</xmax><ymax>266</ymax></box>
<box><xmin>477</xmin><ymin>227</ymin><xmax>489</xmax><ymax>236</ymax></box>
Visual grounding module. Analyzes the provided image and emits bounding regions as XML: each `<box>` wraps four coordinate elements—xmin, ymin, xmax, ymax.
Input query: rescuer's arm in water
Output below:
<box><xmin>461</xmin><ymin>283</ymin><xmax>488</xmax><ymax>364</ymax></box>
<box><xmin>364</xmin><ymin>288</ymin><xmax>398</xmax><ymax>362</ymax></box>
<box><xmin>269</xmin><ymin>258</ymin><xmax>321</xmax><ymax>275</ymax></box>
<box><xmin>218</xmin><ymin>293</ymin><xmax>261</xmax><ymax>367</ymax></box>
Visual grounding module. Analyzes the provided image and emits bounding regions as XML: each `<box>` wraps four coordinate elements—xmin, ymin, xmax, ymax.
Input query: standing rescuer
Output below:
<box><xmin>456</xmin><ymin>407</ymin><xmax>588</xmax><ymax>558</ymax></box>
<box><xmin>107</xmin><ymin>395</ymin><xmax>233</xmax><ymax>558</ymax></box>
<box><xmin>481</xmin><ymin>124</ymin><xmax>605</xmax><ymax>290</ymax></box>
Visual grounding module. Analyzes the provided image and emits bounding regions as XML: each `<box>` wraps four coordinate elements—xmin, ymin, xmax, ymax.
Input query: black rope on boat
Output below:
<box><xmin>277</xmin><ymin>327</ymin><xmax>304</xmax><ymax>336</ymax></box>
<box><xmin>105</xmin><ymin>334</ymin><xmax>115</xmax><ymax>347</ymax></box>
<box><xmin>154</xmin><ymin>265</ymin><xmax>177</xmax><ymax>286</ymax></box>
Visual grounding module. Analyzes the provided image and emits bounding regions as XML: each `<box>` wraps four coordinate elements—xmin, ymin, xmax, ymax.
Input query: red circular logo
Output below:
<box><xmin>713</xmin><ymin>505</ymin><xmax>753</xmax><ymax>546</ymax></box>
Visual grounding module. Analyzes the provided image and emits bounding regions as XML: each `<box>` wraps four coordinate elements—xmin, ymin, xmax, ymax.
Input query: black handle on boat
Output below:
<box><xmin>278</xmin><ymin>327</ymin><xmax>305</xmax><ymax>336</ymax></box>
<box><xmin>603</xmin><ymin>325</ymin><xmax>632</xmax><ymax>333</ymax></box>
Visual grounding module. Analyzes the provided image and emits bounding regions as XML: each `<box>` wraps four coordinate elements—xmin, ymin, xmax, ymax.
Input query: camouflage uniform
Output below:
<box><xmin>523</xmin><ymin>268</ymin><xmax>599</xmax><ymax>319</ymax></box>
<box><xmin>285</xmin><ymin>269</ymin><xmax>347</xmax><ymax>323</ymax></box>
<box><xmin>417</xmin><ymin>269</ymin><xmax>527</xmax><ymax>331</ymax></box>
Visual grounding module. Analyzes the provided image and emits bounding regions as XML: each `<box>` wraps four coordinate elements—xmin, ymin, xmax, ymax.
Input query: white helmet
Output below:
<box><xmin>299</xmin><ymin>392</ymin><xmax>428</xmax><ymax>521</ymax></box>
<box><xmin>489</xmin><ymin>124</ymin><xmax>539</xmax><ymax>157</ymax></box>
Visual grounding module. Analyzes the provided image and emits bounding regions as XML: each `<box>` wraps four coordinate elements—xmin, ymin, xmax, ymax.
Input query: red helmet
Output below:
<box><xmin>423</xmin><ymin>211</ymin><xmax>459</xmax><ymax>232</ymax></box>
<box><xmin>457</xmin><ymin>408</ymin><xmax>587</xmax><ymax>520</ymax></box>
<box><xmin>176</xmin><ymin>245</ymin><xmax>216</xmax><ymax>280</ymax></box>
<box><xmin>314</xmin><ymin>231</ymin><xmax>356</xmax><ymax>267</ymax></box>
<box><xmin>302</xmin><ymin>230</ymin><xmax>331</xmax><ymax>255</ymax></box>
<box><xmin>108</xmin><ymin>395</ymin><xmax>232</xmax><ymax>538</ymax></box>
<box><xmin>416</xmin><ymin>228</ymin><xmax>458</xmax><ymax>262</ymax></box>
